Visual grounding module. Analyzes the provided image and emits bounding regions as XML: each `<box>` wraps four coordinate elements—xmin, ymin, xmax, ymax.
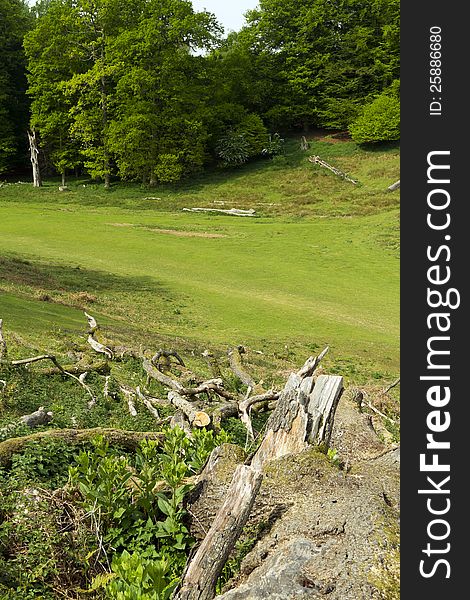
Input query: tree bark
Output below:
<box><xmin>174</xmin><ymin>465</ymin><xmax>263</xmax><ymax>600</ymax></box>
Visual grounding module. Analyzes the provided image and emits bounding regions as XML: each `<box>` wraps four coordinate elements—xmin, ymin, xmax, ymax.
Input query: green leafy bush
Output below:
<box><xmin>216</xmin><ymin>114</ymin><xmax>269</xmax><ymax>166</ymax></box>
<box><xmin>349</xmin><ymin>94</ymin><xmax>400</xmax><ymax>144</ymax></box>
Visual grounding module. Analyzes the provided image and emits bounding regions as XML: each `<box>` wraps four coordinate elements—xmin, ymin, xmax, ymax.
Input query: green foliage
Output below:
<box><xmin>216</xmin><ymin>114</ymin><xmax>269</xmax><ymax>167</ymax></box>
<box><xmin>349</xmin><ymin>91</ymin><xmax>400</xmax><ymax>144</ymax></box>
<box><xmin>105</xmin><ymin>551</ymin><xmax>177</xmax><ymax>599</ymax></box>
<box><xmin>216</xmin><ymin>132</ymin><xmax>250</xmax><ymax>167</ymax></box>
<box><xmin>0</xmin><ymin>0</ymin><xmax>33</xmax><ymax>173</ymax></box>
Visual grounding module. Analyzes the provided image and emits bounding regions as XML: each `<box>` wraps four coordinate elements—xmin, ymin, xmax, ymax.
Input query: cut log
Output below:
<box><xmin>168</xmin><ymin>391</ymin><xmax>210</xmax><ymax>428</ymax></box>
<box><xmin>308</xmin><ymin>155</ymin><xmax>357</xmax><ymax>184</ymax></box>
<box><xmin>174</xmin><ymin>465</ymin><xmax>263</xmax><ymax>600</ymax></box>
<box><xmin>387</xmin><ymin>180</ymin><xmax>400</xmax><ymax>192</ymax></box>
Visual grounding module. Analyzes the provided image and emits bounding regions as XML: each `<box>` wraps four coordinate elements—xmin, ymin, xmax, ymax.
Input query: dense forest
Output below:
<box><xmin>0</xmin><ymin>0</ymin><xmax>399</xmax><ymax>185</ymax></box>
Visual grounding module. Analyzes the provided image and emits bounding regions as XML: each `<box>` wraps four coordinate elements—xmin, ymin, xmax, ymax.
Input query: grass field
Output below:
<box><xmin>0</xmin><ymin>137</ymin><xmax>399</xmax><ymax>384</ymax></box>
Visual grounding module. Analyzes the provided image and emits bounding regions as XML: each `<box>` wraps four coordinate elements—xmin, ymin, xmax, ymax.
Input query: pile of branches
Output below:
<box><xmin>0</xmin><ymin>314</ymin><xmax>292</xmax><ymax>446</ymax></box>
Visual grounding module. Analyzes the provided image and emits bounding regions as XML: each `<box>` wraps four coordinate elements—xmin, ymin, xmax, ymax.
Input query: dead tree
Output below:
<box><xmin>28</xmin><ymin>129</ymin><xmax>42</xmax><ymax>188</ymax></box>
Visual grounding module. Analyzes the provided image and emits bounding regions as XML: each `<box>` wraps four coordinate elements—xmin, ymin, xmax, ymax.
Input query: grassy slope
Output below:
<box><xmin>0</xmin><ymin>138</ymin><xmax>399</xmax><ymax>382</ymax></box>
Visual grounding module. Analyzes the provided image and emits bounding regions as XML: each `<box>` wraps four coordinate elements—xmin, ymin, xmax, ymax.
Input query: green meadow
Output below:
<box><xmin>0</xmin><ymin>139</ymin><xmax>399</xmax><ymax>382</ymax></box>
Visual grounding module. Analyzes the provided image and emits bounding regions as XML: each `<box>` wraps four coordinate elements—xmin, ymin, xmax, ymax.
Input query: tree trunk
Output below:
<box><xmin>28</xmin><ymin>129</ymin><xmax>42</xmax><ymax>188</ymax></box>
<box><xmin>62</xmin><ymin>171</ymin><xmax>66</xmax><ymax>187</ymax></box>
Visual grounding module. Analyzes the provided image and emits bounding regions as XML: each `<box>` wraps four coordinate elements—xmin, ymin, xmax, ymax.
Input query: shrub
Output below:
<box><xmin>349</xmin><ymin>94</ymin><xmax>400</xmax><ymax>144</ymax></box>
<box><xmin>216</xmin><ymin>114</ymin><xmax>269</xmax><ymax>167</ymax></box>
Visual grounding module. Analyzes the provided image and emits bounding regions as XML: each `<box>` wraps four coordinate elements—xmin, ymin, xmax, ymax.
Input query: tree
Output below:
<box><xmin>349</xmin><ymin>80</ymin><xmax>400</xmax><ymax>144</ymax></box>
<box><xmin>25</xmin><ymin>0</ymin><xmax>221</xmax><ymax>186</ymax></box>
<box><xmin>240</xmin><ymin>0</ymin><xmax>400</xmax><ymax>130</ymax></box>
<box><xmin>0</xmin><ymin>0</ymin><xmax>32</xmax><ymax>174</ymax></box>
<box><xmin>107</xmin><ymin>0</ymin><xmax>220</xmax><ymax>184</ymax></box>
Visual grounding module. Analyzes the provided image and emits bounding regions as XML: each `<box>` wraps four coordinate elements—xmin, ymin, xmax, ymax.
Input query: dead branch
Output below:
<box><xmin>84</xmin><ymin>311</ymin><xmax>98</xmax><ymax>334</ymax></box>
<box><xmin>87</xmin><ymin>335</ymin><xmax>113</xmax><ymax>360</ymax></box>
<box><xmin>152</xmin><ymin>349</ymin><xmax>186</xmax><ymax>370</ymax></box>
<box><xmin>228</xmin><ymin>346</ymin><xmax>263</xmax><ymax>393</ymax></box>
<box><xmin>382</xmin><ymin>377</ymin><xmax>400</xmax><ymax>395</ymax></box>
<box><xmin>120</xmin><ymin>385</ymin><xmax>137</xmax><ymax>416</ymax></box>
<box><xmin>387</xmin><ymin>180</ymin><xmax>400</xmax><ymax>192</ymax></box>
<box><xmin>202</xmin><ymin>350</ymin><xmax>222</xmax><ymax>379</ymax></box>
<box><xmin>9</xmin><ymin>354</ymin><xmax>97</xmax><ymax>405</ymax></box>
<box><xmin>308</xmin><ymin>155</ymin><xmax>357</xmax><ymax>184</ymax></box>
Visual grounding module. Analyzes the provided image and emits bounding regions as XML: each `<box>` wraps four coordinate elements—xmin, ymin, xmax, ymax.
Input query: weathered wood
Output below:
<box><xmin>152</xmin><ymin>349</ymin><xmax>186</xmax><ymax>370</ymax></box>
<box><xmin>28</xmin><ymin>129</ymin><xmax>42</xmax><ymax>188</ymax></box>
<box><xmin>176</xmin><ymin>352</ymin><xmax>343</xmax><ymax>599</ymax></box>
<box><xmin>119</xmin><ymin>386</ymin><xmax>137</xmax><ymax>416</ymax></box>
<box><xmin>143</xmin><ymin>358</ymin><xmax>184</xmax><ymax>392</ymax></box>
<box><xmin>0</xmin><ymin>428</ymin><xmax>164</xmax><ymax>467</ymax></box>
<box><xmin>174</xmin><ymin>465</ymin><xmax>263</xmax><ymax>600</ymax></box>
<box><xmin>41</xmin><ymin>361</ymin><xmax>110</xmax><ymax>377</ymax></box>
<box><xmin>19</xmin><ymin>406</ymin><xmax>53</xmax><ymax>428</ymax></box>
<box><xmin>168</xmin><ymin>391</ymin><xmax>210</xmax><ymax>428</ymax></box>
<box><xmin>251</xmin><ymin>366</ymin><xmax>343</xmax><ymax>471</ymax></box>
<box><xmin>202</xmin><ymin>350</ymin><xmax>222</xmax><ymax>379</ymax></box>
<box><xmin>170</xmin><ymin>410</ymin><xmax>192</xmax><ymax>435</ymax></box>
<box><xmin>84</xmin><ymin>311</ymin><xmax>98</xmax><ymax>334</ymax></box>
<box><xmin>87</xmin><ymin>335</ymin><xmax>113</xmax><ymax>359</ymax></box>
<box><xmin>308</xmin><ymin>155</ymin><xmax>357</xmax><ymax>184</ymax></box>
<box><xmin>183</xmin><ymin>207</ymin><xmax>256</xmax><ymax>217</ymax></box>
<box><xmin>228</xmin><ymin>346</ymin><xmax>265</xmax><ymax>396</ymax></box>
<box><xmin>387</xmin><ymin>180</ymin><xmax>400</xmax><ymax>192</ymax></box>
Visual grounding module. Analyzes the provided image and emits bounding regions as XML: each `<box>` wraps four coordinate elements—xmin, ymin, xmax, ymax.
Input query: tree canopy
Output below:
<box><xmin>2</xmin><ymin>0</ymin><xmax>399</xmax><ymax>184</ymax></box>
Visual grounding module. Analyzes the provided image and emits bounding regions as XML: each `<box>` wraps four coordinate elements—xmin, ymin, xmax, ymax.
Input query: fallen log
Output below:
<box><xmin>387</xmin><ymin>180</ymin><xmax>400</xmax><ymax>192</ymax></box>
<box><xmin>0</xmin><ymin>428</ymin><xmax>164</xmax><ymax>467</ymax></box>
<box><xmin>308</xmin><ymin>155</ymin><xmax>357</xmax><ymax>184</ymax></box>
<box><xmin>168</xmin><ymin>391</ymin><xmax>211</xmax><ymax>428</ymax></box>
<box><xmin>183</xmin><ymin>208</ymin><xmax>256</xmax><ymax>217</ymax></box>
